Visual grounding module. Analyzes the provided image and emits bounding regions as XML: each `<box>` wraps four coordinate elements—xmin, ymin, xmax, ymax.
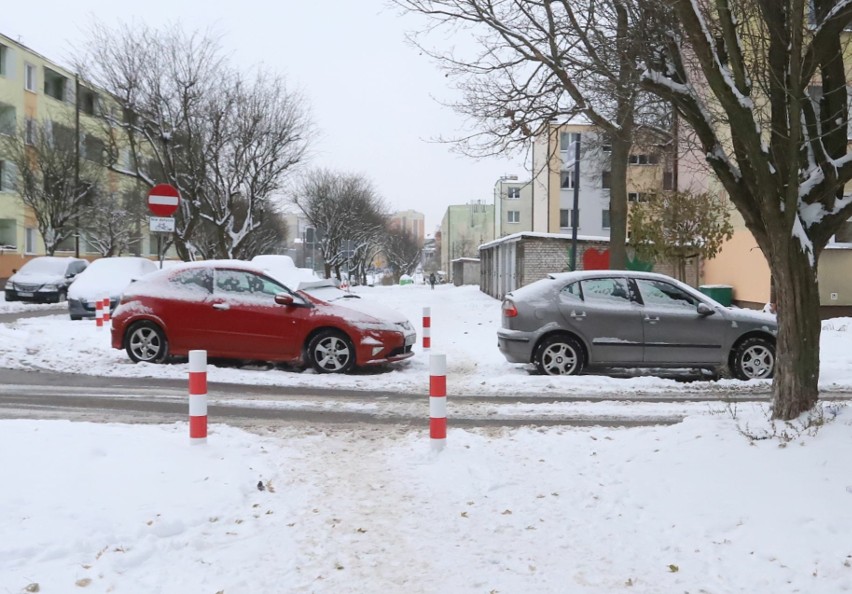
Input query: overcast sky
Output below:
<box><xmin>5</xmin><ymin>1</ymin><xmax>526</xmax><ymax>233</ymax></box>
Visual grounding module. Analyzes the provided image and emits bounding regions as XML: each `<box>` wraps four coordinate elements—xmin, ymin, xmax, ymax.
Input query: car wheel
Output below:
<box><xmin>535</xmin><ymin>334</ymin><xmax>584</xmax><ymax>376</ymax></box>
<box><xmin>307</xmin><ymin>330</ymin><xmax>355</xmax><ymax>374</ymax></box>
<box><xmin>731</xmin><ymin>336</ymin><xmax>775</xmax><ymax>380</ymax></box>
<box><xmin>125</xmin><ymin>321</ymin><xmax>169</xmax><ymax>364</ymax></box>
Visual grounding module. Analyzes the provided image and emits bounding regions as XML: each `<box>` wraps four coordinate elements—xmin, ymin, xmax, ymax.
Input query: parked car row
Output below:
<box><xmin>4</xmin><ymin>257</ymin><xmax>777</xmax><ymax>380</ymax></box>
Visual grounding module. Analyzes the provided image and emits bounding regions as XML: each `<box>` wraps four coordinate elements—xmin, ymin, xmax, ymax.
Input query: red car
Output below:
<box><xmin>110</xmin><ymin>260</ymin><xmax>416</xmax><ymax>373</ymax></box>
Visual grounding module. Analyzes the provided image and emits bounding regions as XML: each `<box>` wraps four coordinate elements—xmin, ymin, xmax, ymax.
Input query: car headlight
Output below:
<box><xmin>41</xmin><ymin>284</ymin><xmax>59</xmax><ymax>292</ymax></box>
<box><xmin>5</xmin><ymin>283</ymin><xmax>15</xmax><ymax>291</ymax></box>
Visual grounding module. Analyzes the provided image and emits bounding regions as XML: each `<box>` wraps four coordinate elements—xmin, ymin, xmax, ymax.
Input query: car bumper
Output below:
<box><xmin>497</xmin><ymin>328</ymin><xmax>535</xmax><ymax>364</ymax></box>
<box><xmin>358</xmin><ymin>332</ymin><xmax>416</xmax><ymax>366</ymax></box>
<box><xmin>68</xmin><ymin>297</ymin><xmax>118</xmax><ymax>319</ymax></box>
<box><xmin>5</xmin><ymin>288</ymin><xmax>63</xmax><ymax>303</ymax></box>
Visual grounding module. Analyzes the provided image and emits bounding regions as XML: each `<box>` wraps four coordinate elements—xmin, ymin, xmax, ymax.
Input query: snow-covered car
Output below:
<box><xmin>250</xmin><ymin>254</ymin><xmax>320</xmax><ymax>289</ymax></box>
<box><xmin>4</xmin><ymin>256</ymin><xmax>88</xmax><ymax>303</ymax></box>
<box><xmin>110</xmin><ymin>260</ymin><xmax>416</xmax><ymax>373</ymax></box>
<box><xmin>68</xmin><ymin>257</ymin><xmax>159</xmax><ymax>320</ymax></box>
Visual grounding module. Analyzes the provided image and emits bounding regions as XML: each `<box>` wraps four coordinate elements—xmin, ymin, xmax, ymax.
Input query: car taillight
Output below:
<box><xmin>502</xmin><ymin>300</ymin><xmax>518</xmax><ymax>318</ymax></box>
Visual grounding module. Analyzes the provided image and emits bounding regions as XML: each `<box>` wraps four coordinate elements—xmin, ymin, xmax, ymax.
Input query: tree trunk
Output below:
<box><xmin>609</xmin><ymin>138</ymin><xmax>630</xmax><ymax>269</ymax></box>
<box><xmin>770</xmin><ymin>247</ymin><xmax>821</xmax><ymax>420</ymax></box>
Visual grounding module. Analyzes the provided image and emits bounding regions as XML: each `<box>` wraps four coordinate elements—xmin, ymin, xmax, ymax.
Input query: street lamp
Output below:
<box><xmin>565</xmin><ymin>133</ymin><xmax>581</xmax><ymax>271</ymax></box>
<box><xmin>493</xmin><ymin>174</ymin><xmax>518</xmax><ymax>238</ymax></box>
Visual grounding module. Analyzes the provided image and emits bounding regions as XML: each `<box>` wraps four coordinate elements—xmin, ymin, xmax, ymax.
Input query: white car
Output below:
<box><xmin>68</xmin><ymin>257</ymin><xmax>158</xmax><ymax>320</ymax></box>
<box><xmin>250</xmin><ymin>255</ymin><xmax>321</xmax><ymax>289</ymax></box>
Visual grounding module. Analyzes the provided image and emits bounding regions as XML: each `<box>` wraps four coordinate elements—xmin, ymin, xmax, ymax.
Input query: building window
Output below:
<box><xmin>80</xmin><ymin>88</ymin><xmax>99</xmax><ymax>116</ymax></box>
<box><xmin>602</xmin><ymin>171</ymin><xmax>611</xmax><ymax>189</ymax></box>
<box><xmin>44</xmin><ymin>68</ymin><xmax>68</xmax><ymax>101</ymax></box>
<box><xmin>0</xmin><ymin>103</ymin><xmax>15</xmax><ymax>136</ymax></box>
<box><xmin>0</xmin><ymin>44</ymin><xmax>7</xmax><ymax>77</ymax></box>
<box><xmin>25</xmin><ymin>227</ymin><xmax>36</xmax><ymax>253</ymax></box>
<box><xmin>25</xmin><ymin>63</ymin><xmax>37</xmax><ymax>92</ymax></box>
<box><xmin>507</xmin><ymin>210</ymin><xmax>520</xmax><ymax>224</ymax></box>
<box><xmin>561</xmin><ymin>171</ymin><xmax>577</xmax><ymax>189</ymax></box>
<box><xmin>560</xmin><ymin>132</ymin><xmax>580</xmax><ymax>152</ymax></box>
<box><xmin>628</xmin><ymin>154</ymin><xmax>659</xmax><ymax>165</ymax></box>
<box><xmin>84</xmin><ymin>135</ymin><xmax>105</xmax><ymax>164</ymax></box>
<box><xmin>507</xmin><ymin>186</ymin><xmax>520</xmax><ymax>199</ymax></box>
<box><xmin>560</xmin><ymin>209</ymin><xmax>578</xmax><ymax>229</ymax></box>
<box><xmin>663</xmin><ymin>171</ymin><xmax>674</xmax><ymax>190</ymax></box>
<box><xmin>25</xmin><ymin>118</ymin><xmax>36</xmax><ymax>145</ymax></box>
<box><xmin>0</xmin><ymin>218</ymin><xmax>16</xmax><ymax>247</ymax></box>
<box><xmin>602</xmin><ymin>209</ymin><xmax>611</xmax><ymax>229</ymax></box>
<box><xmin>0</xmin><ymin>160</ymin><xmax>17</xmax><ymax>192</ymax></box>
<box><xmin>628</xmin><ymin>192</ymin><xmax>650</xmax><ymax>202</ymax></box>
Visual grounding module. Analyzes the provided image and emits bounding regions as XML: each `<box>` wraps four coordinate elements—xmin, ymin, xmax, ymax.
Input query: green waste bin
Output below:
<box><xmin>699</xmin><ymin>285</ymin><xmax>733</xmax><ymax>306</ymax></box>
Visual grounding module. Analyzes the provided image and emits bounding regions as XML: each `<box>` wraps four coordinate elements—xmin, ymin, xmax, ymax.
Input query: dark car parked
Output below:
<box><xmin>498</xmin><ymin>270</ymin><xmax>777</xmax><ymax>380</ymax></box>
<box><xmin>4</xmin><ymin>256</ymin><xmax>88</xmax><ymax>303</ymax></box>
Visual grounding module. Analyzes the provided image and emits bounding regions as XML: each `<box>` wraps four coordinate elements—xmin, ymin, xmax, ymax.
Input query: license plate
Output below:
<box><xmin>18</xmin><ymin>292</ymin><xmax>33</xmax><ymax>297</ymax></box>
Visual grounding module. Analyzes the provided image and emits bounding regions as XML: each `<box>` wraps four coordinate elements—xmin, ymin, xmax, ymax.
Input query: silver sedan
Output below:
<box><xmin>497</xmin><ymin>270</ymin><xmax>777</xmax><ymax>379</ymax></box>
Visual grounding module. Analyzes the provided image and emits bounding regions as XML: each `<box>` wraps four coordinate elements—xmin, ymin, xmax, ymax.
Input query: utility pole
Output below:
<box><xmin>570</xmin><ymin>133</ymin><xmax>581</xmax><ymax>271</ymax></box>
<box><xmin>74</xmin><ymin>74</ymin><xmax>81</xmax><ymax>258</ymax></box>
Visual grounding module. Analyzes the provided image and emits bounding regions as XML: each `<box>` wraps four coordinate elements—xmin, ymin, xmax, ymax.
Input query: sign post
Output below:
<box><xmin>147</xmin><ymin>184</ymin><xmax>180</xmax><ymax>268</ymax></box>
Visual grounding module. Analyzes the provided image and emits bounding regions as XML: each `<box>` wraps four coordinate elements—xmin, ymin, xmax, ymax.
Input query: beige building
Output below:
<box><xmin>493</xmin><ymin>176</ymin><xmax>533</xmax><ymax>238</ymax></box>
<box><xmin>0</xmin><ymin>33</ymin><xmax>159</xmax><ymax>279</ymax></box>
<box><xmin>531</xmin><ymin>121</ymin><xmax>669</xmax><ymax>237</ymax></box>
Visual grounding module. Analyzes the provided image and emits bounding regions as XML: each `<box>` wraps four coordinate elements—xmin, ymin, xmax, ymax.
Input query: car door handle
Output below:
<box><xmin>644</xmin><ymin>316</ymin><xmax>659</xmax><ymax>323</ymax></box>
<box><xmin>570</xmin><ymin>311</ymin><xmax>586</xmax><ymax>319</ymax></box>
<box><xmin>212</xmin><ymin>303</ymin><xmax>230</xmax><ymax>311</ymax></box>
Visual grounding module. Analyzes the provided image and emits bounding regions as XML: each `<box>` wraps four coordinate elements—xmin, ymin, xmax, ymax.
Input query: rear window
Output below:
<box><xmin>169</xmin><ymin>268</ymin><xmax>213</xmax><ymax>294</ymax></box>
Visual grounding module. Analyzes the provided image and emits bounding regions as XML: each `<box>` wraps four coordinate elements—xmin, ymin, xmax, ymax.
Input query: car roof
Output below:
<box><xmin>546</xmin><ymin>270</ymin><xmax>683</xmax><ymax>283</ymax></box>
<box><xmin>161</xmin><ymin>259</ymin><xmax>268</xmax><ymax>274</ymax></box>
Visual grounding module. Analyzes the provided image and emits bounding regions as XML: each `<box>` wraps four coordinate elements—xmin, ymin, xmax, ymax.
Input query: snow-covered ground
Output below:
<box><xmin>1</xmin><ymin>284</ymin><xmax>851</xmax><ymax>593</ymax></box>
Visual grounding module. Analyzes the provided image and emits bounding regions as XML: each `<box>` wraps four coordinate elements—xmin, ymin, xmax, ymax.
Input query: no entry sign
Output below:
<box><xmin>147</xmin><ymin>184</ymin><xmax>180</xmax><ymax>217</ymax></box>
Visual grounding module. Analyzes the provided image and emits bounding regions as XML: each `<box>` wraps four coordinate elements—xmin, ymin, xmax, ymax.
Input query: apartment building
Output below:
<box><xmin>530</xmin><ymin>120</ymin><xmax>668</xmax><ymax>238</ymax></box>
<box><xmin>439</xmin><ymin>201</ymin><xmax>493</xmax><ymax>280</ymax></box>
<box><xmin>389</xmin><ymin>209</ymin><xmax>425</xmax><ymax>247</ymax></box>
<box><xmin>493</xmin><ymin>176</ymin><xmax>533</xmax><ymax>238</ymax></box>
<box><xmin>0</xmin><ymin>33</ymin><xmax>154</xmax><ymax>278</ymax></box>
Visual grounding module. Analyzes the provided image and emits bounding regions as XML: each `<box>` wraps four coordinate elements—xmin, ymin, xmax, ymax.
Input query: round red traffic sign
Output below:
<box><xmin>147</xmin><ymin>184</ymin><xmax>181</xmax><ymax>217</ymax></box>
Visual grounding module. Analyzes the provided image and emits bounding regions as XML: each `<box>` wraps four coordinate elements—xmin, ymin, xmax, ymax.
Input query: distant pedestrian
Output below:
<box><xmin>429</xmin><ymin>272</ymin><xmax>436</xmax><ymax>290</ymax></box>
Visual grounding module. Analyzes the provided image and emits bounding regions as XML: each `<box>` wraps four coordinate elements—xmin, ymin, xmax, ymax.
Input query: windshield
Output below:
<box><xmin>19</xmin><ymin>258</ymin><xmax>70</xmax><ymax>275</ymax></box>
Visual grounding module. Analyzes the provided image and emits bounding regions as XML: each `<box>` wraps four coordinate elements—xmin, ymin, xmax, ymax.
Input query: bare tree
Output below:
<box><xmin>627</xmin><ymin>190</ymin><xmax>733</xmax><ymax>281</ymax></box>
<box><xmin>80</xmin><ymin>190</ymin><xmax>146</xmax><ymax>256</ymax></box>
<box><xmin>77</xmin><ymin>22</ymin><xmax>311</xmax><ymax>260</ymax></box>
<box><xmin>636</xmin><ymin>0</ymin><xmax>852</xmax><ymax>419</ymax></box>
<box><xmin>384</xmin><ymin>227</ymin><xmax>422</xmax><ymax>282</ymax></box>
<box><xmin>0</xmin><ymin>120</ymin><xmax>100</xmax><ymax>255</ymax></box>
<box><xmin>394</xmin><ymin>0</ymin><xmax>674</xmax><ymax>268</ymax></box>
<box><xmin>292</xmin><ymin>169</ymin><xmax>388</xmax><ymax>279</ymax></box>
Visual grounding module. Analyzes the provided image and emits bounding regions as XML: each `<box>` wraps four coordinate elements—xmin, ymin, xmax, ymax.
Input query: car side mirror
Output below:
<box><xmin>697</xmin><ymin>302</ymin><xmax>715</xmax><ymax>316</ymax></box>
<box><xmin>274</xmin><ymin>293</ymin><xmax>295</xmax><ymax>306</ymax></box>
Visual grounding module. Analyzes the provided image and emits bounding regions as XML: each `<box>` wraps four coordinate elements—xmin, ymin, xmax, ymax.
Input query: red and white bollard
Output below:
<box><xmin>429</xmin><ymin>353</ymin><xmax>447</xmax><ymax>451</ymax></box>
<box><xmin>188</xmin><ymin>350</ymin><xmax>208</xmax><ymax>444</ymax></box>
<box><xmin>95</xmin><ymin>299</ymin><xmax>104</xmax><ymax>328</ymax></box>
<box><xmin>102</xmin><ymin>297</ymin><xmax>111</xmax><ymax>323</ymax></box>
<box><xmin>422</xmin><ymin>307</ymin><xmax>431</xmax><ymax>351</ymax></box>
